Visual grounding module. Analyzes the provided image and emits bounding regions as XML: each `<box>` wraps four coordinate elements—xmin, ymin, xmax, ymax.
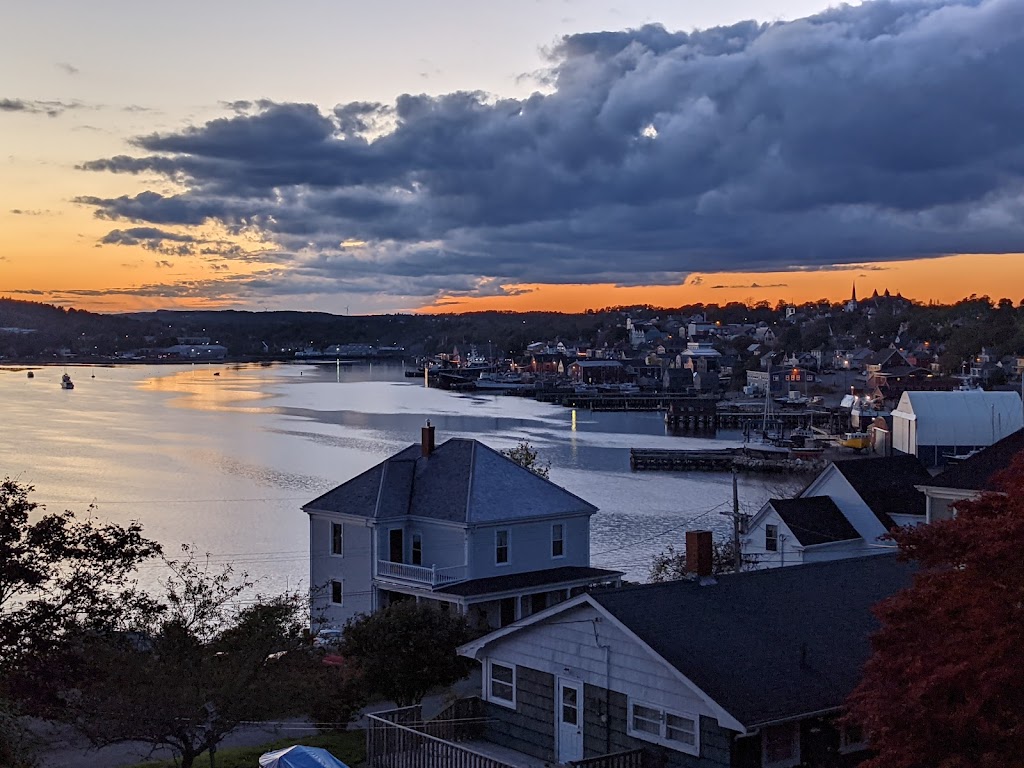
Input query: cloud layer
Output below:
<box><xmin>78</xmin><ymin>0</ymin><xmax>1024</xmax><ymax>303</ymax></box>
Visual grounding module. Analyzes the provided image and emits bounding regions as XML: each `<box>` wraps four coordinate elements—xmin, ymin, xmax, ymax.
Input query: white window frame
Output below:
<box><xmin>765</xmin><ymin>523</ymin><xmax>779</xmax><ymax>552</ymax></box>
<box><xmin>761</xmin><ymin>722</ymin><xmax>800</xmax><ymax>768</ymax></box>
<box><xmin>330</xmin><ymin>522</ymin><xmax>344</xmax><ymax>557</ymax></box>
<box><xmin>626</xmin><ymin>699</ymin><xmax>700</xmax><ymax>756</ymax></box>
<box><xmin>330</xmin><ymin>580</ymin><xmax>343</xmax><ymax>606</ymax></box>
<box><xmin>551</xmin><ymin>523</ymin><xmax>565</xmax><ymax>559</ymax></box>
<box><xmin>411</xmin><ymin>532</ymin><xmax>423</xmax><ymax>566</ymax></box>
<box><xmin>495</xmin><ymin>529</ymin><xmax>510</xmax><ymax>566</ymax></box>
<box><xmin>486</xmin><ymin>660</ymin><xmax>516</xmax><ymax>709</ymax></box>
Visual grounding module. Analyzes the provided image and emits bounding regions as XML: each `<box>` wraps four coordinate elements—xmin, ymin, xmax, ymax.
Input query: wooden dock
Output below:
<box><xmin>629</xmin><ymin>447</ymin><xmax>826</xmax><ymax>474</ymax></box>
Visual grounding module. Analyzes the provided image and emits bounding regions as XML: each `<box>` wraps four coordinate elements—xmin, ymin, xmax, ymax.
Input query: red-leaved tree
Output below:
<box><xmin>846</xmin><ymin>455</ymin><xmax>1024</xmax><ymax>768</ymax></box>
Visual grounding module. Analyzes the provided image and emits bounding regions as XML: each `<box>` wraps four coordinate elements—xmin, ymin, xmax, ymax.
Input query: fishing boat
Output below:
<box><xmin>839</xmin><ymin>432</ymin><xmax>870</xmax><ymax>451</ymax></box>
<box><xmin>60</xmin><ymin>372</ymin><xmax>74</xmax><ymax>390</ymax></box>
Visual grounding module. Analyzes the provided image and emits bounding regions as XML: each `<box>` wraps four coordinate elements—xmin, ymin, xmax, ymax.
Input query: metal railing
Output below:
<box><xmin>367</xmin><ymin>706</ymin><xmax>515</xmax><ymax>768</ymax></box>
<box><xmin>376</xmin><ymin>560</ymin><xmax>468</xmax><ymax>587</ymax></box>
<box><xmin>569</xmin><ymin>748</ymin><xmax>648</xmax><ymax>768</ymax></box>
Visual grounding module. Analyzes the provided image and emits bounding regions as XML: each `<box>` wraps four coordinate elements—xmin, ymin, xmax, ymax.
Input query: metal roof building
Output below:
<box><xmin>891</xmin><ymin>389</ymin><xmax>1023</xmax><ymax>467</ymax></box>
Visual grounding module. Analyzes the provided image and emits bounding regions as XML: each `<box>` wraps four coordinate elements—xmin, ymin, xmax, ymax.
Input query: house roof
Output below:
<box><xmin>769</xmin><ymin>497</ymin><xmax>861</xmax><ymax>547</ymax></box>
<box><xmin>436</xmin><ymin>566</ymin><xmax>621</xmax><ymax>597</ymax></box>
<box><xmin>303</xmin><ymin>438</ymin><xmax>598</xmax><ymax>524</ymax></box>
<box><xmin>591</xmin><ymin>555</ymin><xmax>914</xmax><ymax>728</ymax></box>
<box><xmin>831</xmin><ymin>455</ymin><xmax>930</xmax><ymax>524</ymax></box>
<box><xmin>892</xmin><ymin>390</ymin><xmax>1024</xmax><ymax>447</ymax></box>
<box><xmin>923</xmin><ymin>428</ymin><xmax>1024</xmax><ymax>492</ymax></box>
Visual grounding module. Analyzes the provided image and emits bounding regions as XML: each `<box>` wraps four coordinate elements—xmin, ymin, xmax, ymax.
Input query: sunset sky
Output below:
<box><xmin>3</xmin><ymin>0</ymin><xmax>1024</xmax><ymax>314</ymax></box>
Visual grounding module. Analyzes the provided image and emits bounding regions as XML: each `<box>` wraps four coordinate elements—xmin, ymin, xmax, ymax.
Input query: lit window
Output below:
<box><xmin>488</xmin><ymin>661</ymin><xmax>515</xmax><ymax>707</ymax></box>
<box><xmin>330</xmin><ymin>580</ymin><xmax>343</xmax><ymax>605</ymax></box>
<box><xmin>627</xmin><ymin>701</ymin><xmax>699</xmax><ymax>755</ymax></box>
<box><xmin>552</xmin><ymin>524</ymin><xmax>564</xmax><ymax>558</ymax></box>
<box><xmin>411</xmin><ymin>533</ymin><xmax>422</xmax><ymax>566</ymax></box>
<box><xmin>765</xmin><ymin>524</ymin><xmax>779</xmax><ymax>552</ymax></box>
<box><xmin>762</xmin><ymin>723</ymin><xmax>799</xmax><ymax>767</ymax></box>
<box><xmin>331</xmin><ymin>522</ymin><xmax>344</xmax><ymax>556</ymax></box>
<box><xmin>496</xmin><ymin>530</ymin><xmax>509</xmax><ymax>564</ymax></box>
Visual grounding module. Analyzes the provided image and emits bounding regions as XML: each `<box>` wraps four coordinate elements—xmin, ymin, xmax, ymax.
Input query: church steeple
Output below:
<box><xmin>851</xmin><ymin>282</ymin><xmax>857</xmax><ymax>303</ymax></box>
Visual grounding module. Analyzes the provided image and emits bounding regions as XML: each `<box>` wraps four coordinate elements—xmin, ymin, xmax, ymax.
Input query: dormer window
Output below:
<box><xmin>496</xmin><ymin>529</ymin><xmax>510</xmax><ymax>565</ymax></box>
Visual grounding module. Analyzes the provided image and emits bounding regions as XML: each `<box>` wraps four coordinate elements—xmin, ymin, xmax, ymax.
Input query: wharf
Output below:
<box><xmin>629</xmin><ymin>446</ymin><xmax>826</xmax><ymax>474</ymax></box>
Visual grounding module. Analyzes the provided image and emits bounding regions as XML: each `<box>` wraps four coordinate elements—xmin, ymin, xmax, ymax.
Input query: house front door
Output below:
<box><xmin>556</xmin><ymin>678</ymin><xmax>584</xmax><ymax>764</ymax></box>
<box><xmin>389</xmin><ymin>529</ymin><xmax>403</xmax><ymax>563</ymax></box>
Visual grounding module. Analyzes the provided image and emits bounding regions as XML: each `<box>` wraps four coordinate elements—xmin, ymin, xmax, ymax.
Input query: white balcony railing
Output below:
<box><xmin>376</xmin><ymin>560</ymin><xmax>468</xmax><ymax>588</ymax></box>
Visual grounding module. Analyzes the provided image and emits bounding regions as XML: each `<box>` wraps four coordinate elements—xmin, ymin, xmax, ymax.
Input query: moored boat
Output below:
<box><xmin>60</xmin><ymin>372</ymin><xmax>74</xmax><ymax>390</ymax></box>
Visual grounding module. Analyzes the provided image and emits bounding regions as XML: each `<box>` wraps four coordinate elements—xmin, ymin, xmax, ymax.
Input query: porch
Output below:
<box><xmin>366</xmin><ymin>700</ymin><xmax>649</xmax><ymax>768</ymax></box>
<box><xmin>376</xmin><ymin>560</ymin><xmax>468</xmax><ymax>588</ymax></box>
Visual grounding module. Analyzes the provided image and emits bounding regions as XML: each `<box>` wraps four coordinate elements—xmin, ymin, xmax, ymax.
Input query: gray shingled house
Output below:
<box><xmin>366</xmin><ymin>549</ymin><xmax>911</xmax><ymax>768</ymax></box>
<box><xmin>303</xmin><ymin>424</ymin><xmax>621</xmax><ymax>630</ymax></box>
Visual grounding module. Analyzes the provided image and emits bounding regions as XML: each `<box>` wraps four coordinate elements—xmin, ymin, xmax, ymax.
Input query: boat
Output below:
<box><xmin>474</xmin><ymin>372</ymin><xmax>530</xmax><ymax>392</ymax></box>
<box><xmin>60</xmin><ymin>372</ymin><xmax>74</xmax><ymax>390</ymax></box>
<box><xmin>839</xmin><ymin>432</ymin><xmax>870</xmax><ymax>451</ymax></box>
<box><xmin>26</xmin><ymin>371</ymin><xmax>33</xmax><ymax>379</ymax></box>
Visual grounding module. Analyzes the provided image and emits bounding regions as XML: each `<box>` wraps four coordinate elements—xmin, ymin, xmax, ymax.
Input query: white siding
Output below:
<box><xmin>309</xmin><ymin>513</ymin><xmax>373</xmax><ymax>627</ymax></box>
<box><xmin>893</xmin><ymin>390</ymin><xmax>1023</xmax><ymax>458</ymax></box>
<box><xmin>377</xmin><ymin>520</ymin><xmax>466</xmax><ymax>569</ymax></box>
<box><xmin>743</xmin><ymin>511</ymin><xmax>806</xmax><ymax>569</ymax></box>
<box><xmin>482</xmin><ymin>603</ymin><xmax>718</xmax><ymax>724</ymax></box>
<box><xmin>802</xmin><ymin>467</ymin><xmax>889</xmax><ymax>543</ymax></box>
<box><xmin>468</xmin><ymin>516</ymin><xmax>590</xmax><ymax>578</ymax></box>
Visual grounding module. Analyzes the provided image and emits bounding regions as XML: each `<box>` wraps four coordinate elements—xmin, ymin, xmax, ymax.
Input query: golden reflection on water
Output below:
<box><xmin>137</xmin><ymin>365</ymin><xmax>277</xmax><ymax>413</ymax></box>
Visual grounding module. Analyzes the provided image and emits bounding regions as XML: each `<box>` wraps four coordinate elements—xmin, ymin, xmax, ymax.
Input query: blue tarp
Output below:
<box><xmin>258</xmin><ymin>745</ymin><xmax>350</xmax><ymax>768</ymax></box>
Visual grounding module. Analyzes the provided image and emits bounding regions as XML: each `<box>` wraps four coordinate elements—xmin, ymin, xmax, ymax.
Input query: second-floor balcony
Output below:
<box><xmin>376</xmin><ymin>560</ymin><xmax>468</xmax><ymax>588</ymax></box>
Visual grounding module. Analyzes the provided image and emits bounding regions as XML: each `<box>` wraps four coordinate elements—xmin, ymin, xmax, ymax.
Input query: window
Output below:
<box><xmin>765</xmin><ymin>524</ymin><xmax>779</xmax><ymax>552</ymax></box>
<box><xmin>487</xmin><ymin>661</ymin><xmax>515</xmax><ymax>707</ymax></box>
<box><xmin>627</xmin><ymin>700</ymin><xmax>699</xmax><ymax>755</ymax></box>
<box><xmin>551</xmin><ymin>523</ymin><xmax>564</xmax><ymax>558</ymax></box>
<box><xmin>495</xmin><ymin>529</ymin><xmax>509</xmax><ymax>564</ymax></box>
<box><xmin>839</xmin><ymin>723</ymin><xmax>867</xmax><ymax>754</ymax></box>
<box><xmin>762</xmin><ymin>723</ymin><xmax>799</xmax><ymax>768</ymax></box>
<box><xmin>331</xmin><ymin>522</ymin><xmax>344</xmax><ymax>556</ymax></box>
<box><xmin>330</xmin><ymin>580</ymin><xmax>343</xmax><ymax>605</ymax></box>
<box><xmin>411</xmin><ymin>533</ymin><xmax>422</xmax><ymax>566</ymax></box>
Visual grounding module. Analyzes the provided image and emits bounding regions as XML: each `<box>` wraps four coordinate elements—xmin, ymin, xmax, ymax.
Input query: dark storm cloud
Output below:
<box><xmin>78</xmin><ymin>0</ymin><xmax>1024</xmax><ymax>301</ymax></box>
<box><xmin>1</xmin><ymin>98</ymin><xmax>82</xmax><ymax>117</ymax></box>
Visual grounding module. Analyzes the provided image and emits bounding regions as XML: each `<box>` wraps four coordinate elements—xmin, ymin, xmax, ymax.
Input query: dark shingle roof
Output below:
<box><xmin>303</xmin><ymin>438</ymin><xmax>597</xmax><ymax>523</ymax></box>
<box><xmin>592</xmin><ymin>555</ymin><xmax>914</xmax><ymax>727</ymax></box>
<box><xmin>437</xmin><ymin>566</ymin><xmax>621</xmax><ymax>597</ymax></box>
<box><xmin>770</xmin><ymin>497</ymin><xmax>861</xmax><ymax>546</ymax></box>
<box><xmin>925</xmin><ymin>428</ymin><xmax>1024</xmax><ymax>492</ymax></box>
<box><xmin>832</xmin><ymin>455</ymin><xmax>930</xmax><ymax>525</ymax></box>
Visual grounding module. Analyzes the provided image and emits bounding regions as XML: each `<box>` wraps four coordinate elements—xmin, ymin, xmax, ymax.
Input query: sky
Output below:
<box><xmin>3</xmin><ymin>0</ymin><xmax>1024</xmax><ymax>314</ymax></box>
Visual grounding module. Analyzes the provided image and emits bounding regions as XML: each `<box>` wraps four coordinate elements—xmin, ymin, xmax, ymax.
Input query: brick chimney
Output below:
<box><xmin>421</xmin><ymin>420</ymin><xmax>436</xmax><ymax>457</ymax></box>
<box><xmin>685</xmin><ymin>530</ymin><xmax>714</xmax><ymax>580</ymax></box>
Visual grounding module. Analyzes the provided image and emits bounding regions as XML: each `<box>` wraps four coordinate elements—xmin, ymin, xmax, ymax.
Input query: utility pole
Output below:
<box><xmin>732</xmin><ymin>468</ymin><xmax>742</xmax><ymax>572</ymax></box>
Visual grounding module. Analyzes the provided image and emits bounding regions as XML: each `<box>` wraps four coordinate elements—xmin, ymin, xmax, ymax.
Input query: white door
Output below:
<box><xmin>557</xmin><ymin>678</ymin><xmax>584</xmax><ymax>764</ymax></box>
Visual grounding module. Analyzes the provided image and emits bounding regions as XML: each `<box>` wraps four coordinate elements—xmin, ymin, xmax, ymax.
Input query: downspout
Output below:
<box><xmin>592</xmin><ymin>619</ymin><xmax>612</xmax><ymax>755</ymax></box>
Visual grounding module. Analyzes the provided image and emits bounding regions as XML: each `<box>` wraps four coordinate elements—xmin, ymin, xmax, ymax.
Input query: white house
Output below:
<box><xmin>303</xmin><ymin>424</ymin><xmax>621</xmax><ymax>630</ymax></box>
<box><xmin>742</xmin><ymin>456</ymin><xmax>930</xmax><ymax>568</ymax></box>
<box><xmin>915</xmin><ymin>428</ymin><xmax>1024</xmax><ymax>523</ymax></box>
<box><xmin>891</xmin><ymin>389</ymin><xmax>1023</xmax><ymax>467</ymax></box>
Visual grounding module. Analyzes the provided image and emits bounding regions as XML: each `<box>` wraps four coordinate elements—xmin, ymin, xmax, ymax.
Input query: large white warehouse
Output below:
<box><xmin>892</xmin><ymin>389</ymin><xmax>1024</xmax><ymax>467</ymax></box>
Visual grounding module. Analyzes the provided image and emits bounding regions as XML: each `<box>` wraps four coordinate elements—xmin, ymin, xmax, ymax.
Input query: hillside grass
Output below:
<box><xmin>129</xmin><ymin>729</ymin><xmax>364</xmax><ymax>768</ymax></box>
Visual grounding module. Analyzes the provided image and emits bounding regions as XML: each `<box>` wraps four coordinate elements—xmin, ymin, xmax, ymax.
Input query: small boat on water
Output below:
<box><xmin>60</xmin><ymin>372</ymin><xmax>74</xmax><ymax>390</ymax></box>
<box><xmin>26</xmin><ymin>371</ymin><xmax>34</xmax><ymax>378</ymax></box>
